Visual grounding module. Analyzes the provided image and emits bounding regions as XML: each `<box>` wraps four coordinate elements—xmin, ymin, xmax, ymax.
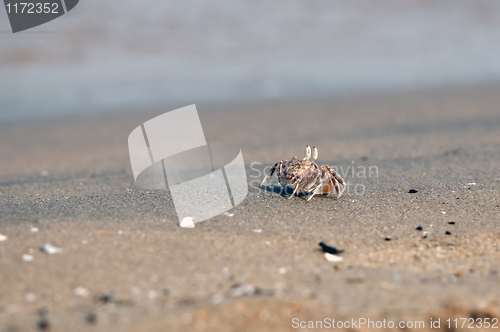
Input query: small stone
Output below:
<box><xmin>278</xmin><ymin>267</ymin><xmax>287</xmax><ymax>274</ymax></box>
<box><xmin>25</xmin><ymin>293</ymin><xmax>37</xmax><ymax>302</ymax></box>
<box><xmin>448</xmin><ymin>221</ymin><xmax>455</xmax><ymax>225</ymax></box>
<box><xmin>252</xmin><ymin>229</ymin><xmax>262</xmax><ymax>233</ymax></box>
<box><xmin>223</xmin><ymin>212</ymin><xmax>234</xmax><ymax>217</ymax></box>
<box><xmin>467</xmin><ymin>182</ymin><xmax>477</xmax><ymax>185</ymax></box>
<box><xmin>408</xmin><ymin>189</ymin><xmax>418</xmax><ymax>193</ymax></box>
<box><xmin>22</xmin><ymin>254</ymin><xmax>34</xmax><ymax>262</ymax></box>
<box><xmin>416</xmin><ymin>226</ymin><xmax>423</xmax><ymax>231</ymax></box>
<box><xmin>74</xmin><ymin>287</ymin><xmax>89</xmax><ymax>297</ymax></box>
<box><xmin>445</xmin><ymin>231</ymin><xmax>451</xmax><ymax>235</ymax></box>
<box><xmin>230</xmin><ymin>284</ymin><xmax>255</xmax><ymax>297</ymax></box>
<box><xmin>179</xmin><ymin>217</ymin><xmax>195</xmax><ymax>228</ymax></box>
<box><xmin>0</xmin><ymin>234</ymin><xmax>7</xmax><ymax>242</ymax></box>
<box><xmin>324</xmin><ymin>253</ymin><xmax>344</xmax><ymax>262</ymax></box>
<box><xmin>319</xmin><ymin>242</ymin><xmax>344</xmax><ymax>254</ymax></box>
<box><xmin>441</xmin><ymin>211</ymin><xmax>446</xmax><ymax>214</ymax></box>
<box><xmin>385</xmin><ymin>237</ymin><xmax>391</xmax><ymax>241</ymax></box>
<box><xmin>86</xmin><ymin>313</ymin><xmax>97</xmax><ymax>325</ymax></box>
<box><xmin>31</xmin><ymin>227</ymin><xmax>39</xmax><ymax>232</ymax></box>
<box><xmin>37</xmin><ymin>319</ymin><xmax>50</xmax><ymax>330</ymax></box>
<box><xmin>147</xmin><ymin>290</ymin><xmax>158</xmax><ymax>300</ymax></box>
<box><xmin>40</xmin><ymin>243</ymin><xmax>63</xmax><ymax>254</ymax></box>
<box><xmin>96</xmin><ymin>294</ymin><xmax>112</xmax><ymax>304</ymax></box>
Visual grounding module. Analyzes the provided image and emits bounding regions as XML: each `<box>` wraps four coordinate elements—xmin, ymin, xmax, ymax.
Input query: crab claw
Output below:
<box><xmin>318</xmin><ymin>179</ymin><xmax>334</xmax><ymax>194</ymax></box>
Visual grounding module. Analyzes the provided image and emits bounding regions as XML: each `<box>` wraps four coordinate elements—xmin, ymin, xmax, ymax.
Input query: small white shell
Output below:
<box><xmin>22</xmin><ymin>254</ymin><xmax>34</xmax><ymax>262</ymax></box>
<box><xmin>324</xmin><ymin>253</ymin><xmax>344</xmax><ymax>262</ymax></box>
<box><xmin>41</xmin><ymin>243</ymin><xmax>63</xmax><ymax>254</ymax></box>
<box><xmin>180</xmin><ymin>217</ymin><xmax>195</xmax><ymax>228</ymax></box>
<box><xmin>74</xmin><ymin>287</ymin><xmax>89</xmax><ymax>297</ymax></box>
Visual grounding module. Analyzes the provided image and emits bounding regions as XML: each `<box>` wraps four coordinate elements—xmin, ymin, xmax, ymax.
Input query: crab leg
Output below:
<box><xmin>287</xmin><ymin>183</ymin><xmax>300</xmax><ymax>199</ymax></box>
<box><xmin>260</xmin><ymin>175</ymin><xmax>269</xmax><ymax>187</ymax></box>
<box><xmin>260</xmin><ymin>161</ymin><xmax>281</xmax><ymax>187</ymax></box>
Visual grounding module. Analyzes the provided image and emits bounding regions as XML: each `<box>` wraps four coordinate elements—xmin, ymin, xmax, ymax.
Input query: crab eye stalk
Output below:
<box><xmin>304</xmin><ymin>145</ymin><xmax>311</xmax><ymax>160</ymax></box>
<box><xmin>312</xmin><ymin>147</ymin><xmax>318</xmax><ymax>160</ymax></box>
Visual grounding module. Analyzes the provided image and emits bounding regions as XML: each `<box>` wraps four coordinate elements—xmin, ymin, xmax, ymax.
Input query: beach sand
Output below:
<box><xmin>1</xmin><ymin>84</ymin><xmax>500</xmax><ymax>331</ymax></box>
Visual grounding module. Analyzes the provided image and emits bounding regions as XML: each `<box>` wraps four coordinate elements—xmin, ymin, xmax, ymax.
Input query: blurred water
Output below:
<box><xmin>1</xmin><ymin>0</ymin><xmax>500</xmax><ymax>121</ymax></box>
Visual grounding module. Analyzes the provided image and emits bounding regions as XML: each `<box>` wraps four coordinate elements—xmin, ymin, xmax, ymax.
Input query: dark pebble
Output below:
<box><xmin>416</xmin><ymin>226</ymin><xmax>423</xmax><ymax>231</ymax></box>
<box><xmin>445</xmin><ymin>231</ymin><xmax>451</xmax><ymax>235</ymax></box>
<box><xmin>385</xmin><ymin>237</ymin><xmax>391</xmax><ymax>241</ymax></box>
<box><xmin>422</xmin><ymin>235</ymin><xmax>427</xmax><ymax>239</ymax></box>
<box><xmin>448</xmin><ymin>221</ymin><xmax>455</xmax><ymax>225</ymax></box>
<box><xmin>96</xmin><ymin>294</ymin><xmax>112</xmax><ymax>304</ymax></box>
<box><xmin>37</xmin><ymin>320</ymin><xmax>50</xmax><ymax>331</ymax></box>
<box><xmin>86</xmin><ymin>313</ymin><xmax>97</xmax><ymax>325</ymax></box>
<box><xmin>319</xmin><ymin>242</ymin><xmax>344</xmax><ymax>254</ymax></box>
<box><xmin>408</xmin><ymin>189</ymin><xmax>418</xmax><ymax>193</ymax></box>
<box><xmin>177</xmin><ymin>298</ymin><xmax>196</xmax><ymax>306</ymax></box>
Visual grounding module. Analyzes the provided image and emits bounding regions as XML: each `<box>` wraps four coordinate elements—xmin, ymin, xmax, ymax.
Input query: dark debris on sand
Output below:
<box><xmin>318</xmin><ymin>242</ymin><xmax>344</xmax><ymax>255</ymax></box>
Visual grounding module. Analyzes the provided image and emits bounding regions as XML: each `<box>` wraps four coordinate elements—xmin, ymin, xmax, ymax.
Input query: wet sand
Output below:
<box><xmin>1</xmin><ymin>84</ymin><xmax>500</xmax><ymax>331</ymax></box>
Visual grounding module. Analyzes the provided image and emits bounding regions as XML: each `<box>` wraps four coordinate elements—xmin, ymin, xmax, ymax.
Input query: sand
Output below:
<box><xmin>1</xmin><ymin>84</ymin><xmax>500</xmax><ymax>331</ymax></box>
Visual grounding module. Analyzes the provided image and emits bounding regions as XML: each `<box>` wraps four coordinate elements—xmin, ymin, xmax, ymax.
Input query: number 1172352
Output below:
<box><xmin>447</xmin><ymin>318</ymin><xmax>499</xmax><ymax>329</ymax></box>
<box><xmin>6</xmin><ymin>2</ymin><xmax>59</xmax><ymax>14</ymax></box>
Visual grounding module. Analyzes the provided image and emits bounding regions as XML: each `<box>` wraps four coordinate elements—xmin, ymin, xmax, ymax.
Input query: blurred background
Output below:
<box><xmin>1</xmin><ymin>0</ymin><xmax>500</xmax><ymax>122</ymax></box>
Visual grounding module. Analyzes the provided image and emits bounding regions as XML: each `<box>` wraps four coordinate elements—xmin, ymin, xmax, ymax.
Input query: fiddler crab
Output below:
<box><xmin>260</xmin><ymin>145</ymin><xmax>346</xmax><ymax>201</ymax></box>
